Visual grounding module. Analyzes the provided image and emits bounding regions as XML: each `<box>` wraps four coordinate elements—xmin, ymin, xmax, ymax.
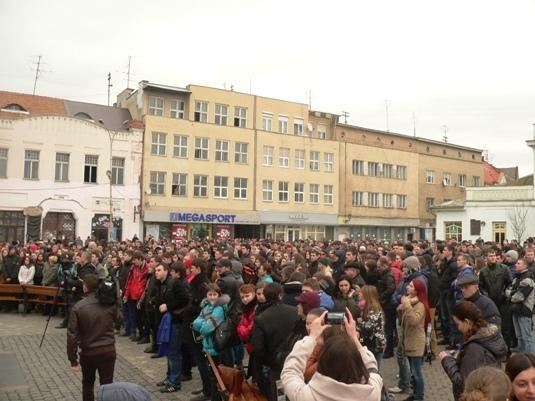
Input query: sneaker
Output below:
<box><xmin>144</xmin><ymin>346</ymin><xmax>156</xmax><ymax>354</ymax></box>
<box><xmin>189</xmin><ymin>394</ymin><xmax>210</xmax><ymax>401</ymax></box>
<box><xmin>156</xmin><ymin>379</ymin><xmax>170</xmax><ymax>387</ymax></box>
<box><xmin>160</xmin><ymin>384</ymin><xmax>181</xmax><ymax>393</ymax></box>
<box><xmin>388</xmin><ymin>386</ymin><xmax>410</xmax><ymax>394</ymax></box>
<box><xmin>150</xmin><ymin>354</ymin><xmax>163</xmax><ymax>359</ymax></box>
<box><xmin>191</xmin><ymin>388</ymin><xmax>204</xmax><ymax>395</ymax></box>
<box><xmin>181</xmin><ymin>374</ymin><xmax>193</xmax><ymax>382</ymax></box>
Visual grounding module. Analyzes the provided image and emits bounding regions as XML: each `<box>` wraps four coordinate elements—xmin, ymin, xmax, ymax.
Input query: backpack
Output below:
<box><xmin>96</xmin><ymin>277</ymin><xmax>120</xmax><ymax>305</ymax></box>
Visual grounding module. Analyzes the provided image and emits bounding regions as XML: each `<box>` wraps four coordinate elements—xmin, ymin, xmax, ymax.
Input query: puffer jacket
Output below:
<box><xmin>236</xmin><ymin>301</ymin><xmax>257</xmax><ymax>353</ymax></box>
<box><xmin>441</xmin><ymin>325</ymin><xmax>507</xmax><ymax>401</ymax></box>
<box><xmin>507</xmin><ymin>269</ymin><xmax>535</xmax><ymax>316</ymax></box>
<box><xmin>192</xmin><ymin>295</ymin><xmax>230</xmax><ymax>356</ymax></box>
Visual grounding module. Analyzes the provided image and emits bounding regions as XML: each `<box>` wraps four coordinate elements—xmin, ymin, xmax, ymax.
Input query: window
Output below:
<box><xmin>383</xmin><ymin>193</ymin><xmax>393</xmax><ymax>208</ymax></box>
<box><xmin>234</xmin><ymin>177</ymin><xmax>247</xmax><ymax>199</ymax></box>
<box><xmin>263</xmin><ymin>146</ymin><xmax>273</xmax><ymax>166</ymax></box>
<box><xmin>172</xmin><ymin>173</ymin><xmax>187</xmax><ymax>196</ymax></box>
<box><xmin>24</xmin><ymin>150</ymin><xmax>40</xmax><ymax>180</ymax></box>
<box><xmin>324</xmin><ymin>153</ymin><xmax>334</xmax><ymax>172</ymax></box>
<box><xmin>397</xmin><ymin>194</ymin><xmax>407</xmax><ymax>209</ymax></box>
<box><xmin>459</xmin><ymin>174</ymin><xmax>466</xmax><ymax>187</ymax></box>
<box><xmin>426</xmin><ymin>197</ymin><xmax>434</xmax><ymax>211</ymax></box>
<box><xmin>278</xmin><ymin>116</ymin><xmax>288</xmax><ymax>133</ymax></box>
<box><xmin>193</xmin><ymin>175</ymin><xmax>208</xmax><ymax>197</ymax></box>
<box><xmin>55</xmin><ymin>153</ymin><xmax>69</xmax><ymax>182</ymax></box>
<box><xmin>309</xmin><ymin>184</ymin><xmax>319</xmax><ymax>203</ymax></box>
<box><xmin>294</xmin><ymin>183</ymin><xmax>304</xmax><ymax>203</ymax></box>
<box><xmin>352</xmin><ymin>160</ymin><xmax>365</xmax><ymax>175</ymax></box>
<box><xmin>235</xmin><ymin>142</ymin><xmax>248</xmax><ymax>164</ymax></box>
<box><xmin>309</xmin><ymin>151</ymin><xmax>320</xmax><ymax>171</ymax></box>
<box><xmin>293</xmin><ymin>118</ymin><xmax>304</xmax><ymax>136</ymax></box>
<box><xmin>151</xmin><ymin>132</ymin><xmax>167</xmax><ymax>156</ymax></box>
<box><xmin>426</xmin><ymin>170</ymin><xmax>434</xmax><ymax>184</ymax></box>
<box><xmin>493</xmin><ymin>222</ymin><xmax>506</xmax><ymax>243</ymax></box>
<box><xmin>214</xmin><ymin>176</ymin><xmax>228</xmax><ymax>198</ymax></box>
<box><xmin>295</xmin><ymin>149</ymin><xmax>305</xmax><ymax>169</ymax></box>
<box><xmin>352</xmin><ymin>191</ymin><xmax>364</xmax><ymax>206</ymax></box>
<box><xmin>279</xmin><ymin>181</ymin><xmax>289</xmax><ymax>202</ymax></box>
<box><xmin>0</xmin><ymin>148</ymin><xmax>7</xmax><ymax>178</ymax></box>
<box><xmin>279</xmin><ymin>148</ymin><xmax>290</xmax><ymax>168</ymax></box>
<box><xmin>194</xmin><ymin>101</ymin><xmax>208</xmax><ymax>122</ymax></box>
<box><xmin>83</xmin><ymin>154</ymin><xmax>97</xmax><ymax>183</ymax></box>
<box><xmin>396</xmin><ymin>165</ymin><xmax>407</xmax><ymax>180</ymax></box>
<box><xmin>170</xmin><ymin>99</ymin><xmax>185</xmax><ymax>119</ymax></box>
<box><xmin>195</xmin><ymin>137</ymin><xmax>209</xmax><ymax>160</ymax></box>
<box><xmin>473</xmin><ymin>176</ymin><xmax>480</xmax><ymax>187</ymax></box>
<box><xmin>445</xmin><ymin>221</ymin><xmax>462</xmax><ymax>241</ymax></box>
<box><xmin>173</xmin><ymin>135</ymin><xmax>188</xmax><ymax>158</ymax></box>
<box><xmin>317</xmin><ymin>125</ymin><xmax>326</xmax><ymax>140</ymax></box>
<box><xmin>443</xmin><ymin>173</ymin><xmax>452</xmax><ymax>186</ymax></box>
<box><xmin>368</xmin><ymin>192</ymin><xmax>379</xmax><ymax>207</ymax></box>
<box><xmin>262</xmin><ymin>112</ymin><xmax>273</xmax><ymax>131</ymax></box>
<box><xmin>111</xmin><ymin>157</ymin><xmax>125</xmax><ymax>185</ymax></box>
<box><xmin>214</xmin><ymin>140</ymin><xmax>229</xmax><ymax>162</ymax></box>
<box><xmin>149</xmin><ymin>171</ymin><xmax>165</xmax><ymax>195</ymax></box>
<box><xmin>383</xmin><ymin>164</ymin><xmax>393</xmax><ymax>178</ymax></box>
<box><xmin>324</xmin><ymin>185</ymin><xmax>333</xmax><ymax>204</ymax></box>
<box><xmin>148</xmin><ymin>96</ymin><xmax>164</xmax><ymax>116</ymax></box>
<box><xmin>368</xmin><ymin>162</ymin><xmax>379</xmax><ymax>177</ymax></box>
<box><xmin>262</xmin><ymin>180</ymin><xmax>273</xmax><ymax>201</ymax></box>
<box><xmin>234</xmin><ymin>107</ymin><xmax>247</xmax><ymax>128</ymax></box>
<box><xmin>215</xmin><ymin>104</ymin><xmax>228</xmax><ymax>125</ymax></box>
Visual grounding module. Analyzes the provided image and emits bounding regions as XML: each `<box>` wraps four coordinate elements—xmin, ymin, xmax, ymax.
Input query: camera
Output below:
<box><xmin>325</xmin><ymin>312</ymin><xmax>345</xmax><ymax>325</ymax></box>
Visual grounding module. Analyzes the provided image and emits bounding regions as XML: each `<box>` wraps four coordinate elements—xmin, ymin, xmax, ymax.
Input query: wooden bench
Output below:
<box><xmin>0</xmin><ymin>284</ymin><xmax>66</xmax><ymax>310</ymax></box>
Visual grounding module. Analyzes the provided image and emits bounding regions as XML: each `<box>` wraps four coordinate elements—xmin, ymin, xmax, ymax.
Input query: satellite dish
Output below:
<box><xmin>145</xmin><ymin>188</ymin><xmax>152</xmax><ymax>195</ymax></box>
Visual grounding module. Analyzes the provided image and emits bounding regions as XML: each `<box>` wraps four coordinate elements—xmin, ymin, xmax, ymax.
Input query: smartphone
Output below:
<box><xmin>325</xmin><ymin>312</ymin><xmax>345</xmax><ymax>325</ymax></box>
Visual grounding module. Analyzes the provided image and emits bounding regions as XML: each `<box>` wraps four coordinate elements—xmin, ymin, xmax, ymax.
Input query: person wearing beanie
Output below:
<box><xmin>97</xmin><ymin>383</ymin><xmax>151</xmax><ymax>401</ymax></box>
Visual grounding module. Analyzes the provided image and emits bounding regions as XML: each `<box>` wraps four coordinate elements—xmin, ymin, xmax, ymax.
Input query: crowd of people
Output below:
<box><xmin>2</xmin><ymin>235</ymin><xmax>535</xmax><ymax>401</ymax></box>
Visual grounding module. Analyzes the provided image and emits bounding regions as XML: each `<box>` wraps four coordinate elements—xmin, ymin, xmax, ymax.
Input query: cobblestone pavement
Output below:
<box><xmin>0</xmin><ymin>311</ymin><xmax>455</xmax><ymax>401</ymax></box>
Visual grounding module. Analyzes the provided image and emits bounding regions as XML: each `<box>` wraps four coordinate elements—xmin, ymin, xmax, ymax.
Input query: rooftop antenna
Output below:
<box><xmin>107</xmin><ymin>73</ymin><xmax>113</xmax><ymax>106</ymax></box>
<box><xmin>413</xmin><ymin>112</ymin><xmax>416</xmax><ymax>137</ymax></box>
<box><xmin>32</xmin><ymin>55</ymin><xmax>51</xmax><ymax>95</ymax></box>
<box><xmin>341</xmin><ymin>111</ymin><xmax>350</xmax><ymax>124</ymax></box>
<box><xmin>119</xmin><ymin>56</ymin><xmax>134</xmax><ymax>88</ymax></box>
<box><xmin>385</xmin><ymin>99</ymin><xmax>390</xmax><ymax>132</ymax></box>
<box><xmin>442</xmin><ymin>125</ymin><xmax>449</xmax><ymax>143</ymax></box>
<box><xmin>307</xmin><ymin>89</ymin><xmax>312</xmax><ymax>109</ymax></box>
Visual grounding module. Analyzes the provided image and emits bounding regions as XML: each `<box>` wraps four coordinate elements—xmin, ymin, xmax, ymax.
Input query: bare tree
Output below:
<box><xmin>508</xmin><ymin>204</ymin><xmax>530</xmax><ymax>243</ymax></box>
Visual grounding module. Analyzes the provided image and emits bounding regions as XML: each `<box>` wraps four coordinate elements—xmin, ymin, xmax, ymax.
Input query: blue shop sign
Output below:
<box><xmin>169</xmin><ymin>212</ymin><xmax>237</xmax><ymax>223</ymax></box>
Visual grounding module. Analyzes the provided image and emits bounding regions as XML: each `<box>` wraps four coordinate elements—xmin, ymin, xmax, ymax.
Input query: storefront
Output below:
<box><xmin>143</xmin><ymin>210</ymin><xmax>260</xmax><ymax>240</ymax></box>
<box><xmin>335</xmin><ymin>216</ymin><xmax>421</xmax><ymax>242</ymax></box>
<box><xmin>0</xmin><ymin>210</ymin><xmax>25</xmax><ymax>244</ymax></box>
<box><xmin>258</xmin><ymin>212</ymin><xmax>337</xmax><ymax>241</ymax></box>
<box><xmin>42</xmin><ymin>212</ymin><xmax>76</xmax><ymax>242</ymax></box>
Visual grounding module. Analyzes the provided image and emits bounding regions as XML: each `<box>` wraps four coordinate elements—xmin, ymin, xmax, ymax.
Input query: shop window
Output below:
<box><xmin>444</xmin><ymin>221</ymin><xmax>462</xmax><ymax>241</ymax></box>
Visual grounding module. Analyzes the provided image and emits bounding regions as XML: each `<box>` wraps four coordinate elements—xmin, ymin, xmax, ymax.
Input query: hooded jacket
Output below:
<box><xmin>96</xmin><ymin>382</ymin><xmax>150</xmax><ymax>401</ymax></box>
<box><xmin>281</xmin><ymin>336</ymin><xmax>382</xmax><ymax>401</ymax></box>
<box><xmin>192</xmin><ymin>294</ymin><xmax>230</xmax><ymax>356</ymax></box>
<box><xmin>441</xmin><ymin>324</ymin><xmax>508</xmax><ymax>401</ymax></box>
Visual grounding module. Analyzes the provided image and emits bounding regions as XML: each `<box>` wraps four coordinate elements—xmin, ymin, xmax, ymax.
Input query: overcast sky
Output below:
<box><xmin>2</xmin><ymin>0</ymin><xmax>535</xmax><ymax>175</ymax></box>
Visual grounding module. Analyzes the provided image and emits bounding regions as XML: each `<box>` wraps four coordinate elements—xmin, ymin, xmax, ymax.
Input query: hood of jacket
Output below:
<box><xmin>201</xmin><ymin>293</ymin><xmax>231</xmax><ymax>308</ymax></box>
<box><xmin>97</xmin><ymin>382</ymin><xmax>150</xmax><ymax>401</ymax></box>
<box><xmin>466</xmin><ymin>324</ymin><xmax>508</xmax><ymax>361</ymax></box>
<box><xmin>307</xmin><ymin>371</ymin><xmax>382</xmax><ymax>401</ymax></box>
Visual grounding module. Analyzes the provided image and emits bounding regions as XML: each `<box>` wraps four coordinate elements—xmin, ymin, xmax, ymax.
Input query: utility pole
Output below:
<box><xmin>341</xmin><ymin>111</ymin><xmax>350</xmax><ymax>124</ymax></box>
<box><xmin>32</xmin><ymin>55</ymin><xmax>42</xmax><ymax>95</ymax></box>
<box><xmin>107</xmin><ymin>73</ymin><xmax>113</xmax><ymax>106</ymax></box>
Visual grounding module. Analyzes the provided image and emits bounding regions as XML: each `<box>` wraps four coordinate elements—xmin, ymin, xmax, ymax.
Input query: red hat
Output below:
<box><xmin>295</xmin><ymin>292</ymin><xmax>321</xmax><ymax>315</ymax></box>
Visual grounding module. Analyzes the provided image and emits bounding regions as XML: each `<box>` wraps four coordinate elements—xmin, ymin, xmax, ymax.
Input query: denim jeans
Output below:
<box><xmin>396</xmin><ymin>341</ymin><xmax>411</xmax><ymax>389</ymax></box>
<box><xmin>439</xmin><ymin>293</ymin><xmax>455</xmax><ymax>343</ymax></box>
<box><xmin>408</xmin><ymin>356</ymin><xmax>424</xmax><ymax>400</ymax></box>
<box><xmin>512</xmin><ymin>314</ymin><xmax>534</xmax><ymax>353</ymax></box>
<box><xmin>126</xmin><ymin>300</ymin><xmax>138</xmax><ymax>336</ymax></box>
<box><xmin>166</xmin><ymin>322</ymin><xmax>183</xmax><ymax>386</ymax></box>
<box><xmin>373</xmin><ymin>351</ymin><xmax>383</xmax><ymax>370</ymax></box>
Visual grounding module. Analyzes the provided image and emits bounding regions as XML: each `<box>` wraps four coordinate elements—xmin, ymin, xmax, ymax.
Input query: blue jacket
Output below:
<box><xmin>157</xmin><ymin>312</ymin><xmax>173</xmax><ymax>356</ymax></box>
<box><xmin>319</xmin><ymin>290</ymin><xmax>334</xmax><ymax>311</ymax></box>
<box><xmin>452</xmin><ymin>266</ymin><xmax>475</xmax><ymax>300</ymax></box>
<box><xmin>192</xmin><ymin>295</ymin><xmax>229</xmax><ymax>356</ymax></box>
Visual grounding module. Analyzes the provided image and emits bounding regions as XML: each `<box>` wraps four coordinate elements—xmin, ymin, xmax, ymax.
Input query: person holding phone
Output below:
<box><xmin>281</xmin><ymin>309</ymin><xmax>382</xmax><ymax>401</ymax></box>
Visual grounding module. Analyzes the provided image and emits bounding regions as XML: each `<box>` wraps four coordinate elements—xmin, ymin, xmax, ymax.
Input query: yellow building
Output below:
<box><xmin>117</xmin><ymin>81</ymin><xmax>339</xmax><ymax>240</ymax></box>
<box><xmin>334</xmin><ymin>125</ymin><xmax>483</xmax><ymax>241</ymax></box>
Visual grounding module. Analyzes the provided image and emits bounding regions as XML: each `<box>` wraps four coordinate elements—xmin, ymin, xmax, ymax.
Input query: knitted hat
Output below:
<box><xmin>506</xmin><ymin>250</ymin><xmax>519</xmax><ymax>262</ymax></box>
<box><xmin>403</xmin><ymin>256</ymin><xmax>421</xmax><ymax>271</ymax></box>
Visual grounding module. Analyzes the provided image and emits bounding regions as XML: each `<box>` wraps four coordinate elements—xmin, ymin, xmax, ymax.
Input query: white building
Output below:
<box><xmin>0</xmin><ymin>92</ymin><xmax>143</xmax><ymax>243</ymax></box>
<box><xmin>434</xmin><ymin>128</ymin><xmax>535</xmax><ymax>243</ymax></box>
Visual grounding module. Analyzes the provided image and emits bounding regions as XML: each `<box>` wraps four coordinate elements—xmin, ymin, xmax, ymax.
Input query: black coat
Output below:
<box><xmin>465</xmin><ymin>291</ymin><xmax>501</xmax><ymax>327</ymax></box>
<box><xmin>376</xmin><ymin>268</ymin><xmax>396</xmax><ymax>306</ymax></box>
<box><xmin>217</xmin><ymin>270</ymin><xmax>242</xmax><ymax>302</ymax></box>
<box><xmin>439</xmin><ymin>257</ymin><xmax>457</xmax><ymax>295</ymax></box>
<box><xmin>154</xmin><ymin>276</ymin><xmax>191</xmax><ymax>324</ymax></box>
<box><xmin>250</xmin><ymin>302</ymin><xmax>299</xmax><ymax>373</ymax></box>
<box><xmin>282</xmin><ymin>282</ymin><xmax>302</xmax><ymax>306</ymax></box>
<box><xmin>441</xmin><ymin>325</ymin><xmax>507</xmax><ymax>401</ymax></box>
<box><xmin>479</xmin><ymin>263</ymin><xmax>512</xmax><ymax>306</ymax></box>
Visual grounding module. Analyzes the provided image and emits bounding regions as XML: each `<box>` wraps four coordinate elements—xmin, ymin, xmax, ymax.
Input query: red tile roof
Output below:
<box><xmin>0</xmin><ymin>91</ymin><xmax>65</xmax><ymax>117</ymax></box>
<box><xmin>483</xmin><ymin>160</ymin><xmax>503</xmax><ymax>185</ymax></box>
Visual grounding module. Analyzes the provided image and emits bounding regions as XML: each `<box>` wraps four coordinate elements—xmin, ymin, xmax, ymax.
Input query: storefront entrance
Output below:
<box><xmin>92</xmin><ymin>214</ymin><xmax>123</xmax><ymax>242</ymax></box>
<box><xmin>42</xmin><ymin>212</ymin><xmax>76</xmax><ymax>242</ymax></box>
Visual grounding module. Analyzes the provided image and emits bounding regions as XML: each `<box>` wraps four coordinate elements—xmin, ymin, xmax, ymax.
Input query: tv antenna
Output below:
<box><xmin>442</xmin><ymin>125</ymin><xmax>449</xmax><ymax>143</ymax></box>
<box><xmin>119</xmin><ymin>56</ymin><xmax>134</xmax><ymax>88</ymax></box>
<box><xmin>341</xmin><ymin>111</ymin><xmax>350</xmax><ymax>124</ymax></box>
<box><xmin>31</xmin><ymin>55</ymin><xmax>51</xmax><ymax>95</ymax></box>
<box><xmin>107</xmin><ymin>73</ymin><xmax>113</xmax><ymax>106</ymax></box>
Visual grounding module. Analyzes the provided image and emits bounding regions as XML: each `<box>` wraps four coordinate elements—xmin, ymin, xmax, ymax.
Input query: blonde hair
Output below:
<box><xmin>460</xmin><ymin>366</ymin><xmax>511</xmax><ymax>401</ymax></box>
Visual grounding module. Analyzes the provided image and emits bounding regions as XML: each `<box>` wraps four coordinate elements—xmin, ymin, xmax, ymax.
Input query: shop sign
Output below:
<box><xmin>172</xmin><ymin>224</ymin><xmax>188</xmax><ymax>240</ymax></box>
<box><xmin>169</xmin><ymin>212</ymin><xmax>236</xmax><ymax>223</ymax></box>
<box><xmin>215</xmin><ymin>225</ymin><xmax>232</xmax><ymax>239</ymax></box>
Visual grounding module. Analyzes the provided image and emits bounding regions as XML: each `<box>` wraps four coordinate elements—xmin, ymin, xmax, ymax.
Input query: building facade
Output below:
<box><xmin>0</xmin><ymin>92</ymin><xmax>143</xmax><ymax>243</ymax></box>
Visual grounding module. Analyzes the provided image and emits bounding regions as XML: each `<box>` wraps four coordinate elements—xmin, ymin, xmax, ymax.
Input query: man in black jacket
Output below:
<box><xmin>251</xmin><ymin>283</ymin><xmax>299</xmax><ymax>401</ymax></box>
<box><xmin>376</xmin><ymin>257</ymin><xmax>396</xmax><ymax>358</ymax></box>
<box><xmin>438</xmin><ymin>245</ymin><xmax>457</xmax><ymax>347</ymax></box>
<box><xmin>459</xmin><ymin>274</ymin><xmax>501</xmax><ymax>327</ymax></box>
<box><xmin>154</xmin><ymin>262</ymin><xmax>191</xmax><ymax>393</ymax></box>
<box><xmin>67</xmin><ymin>274</ymin><xmax>121</xmax><ymax>401</ymax></box>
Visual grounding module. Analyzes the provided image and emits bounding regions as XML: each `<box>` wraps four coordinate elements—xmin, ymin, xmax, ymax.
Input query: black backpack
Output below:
<box><xmin>95</xmin><ymin>277</ymin><xmax>120</xmax><ymax>306</ymax></box>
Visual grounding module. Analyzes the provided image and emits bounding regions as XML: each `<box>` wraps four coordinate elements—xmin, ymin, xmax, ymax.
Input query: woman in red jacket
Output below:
<box><xmin>236</xmin><ymin>284</ymin><xmax>258</xmax><ymax>378</ymax></box>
